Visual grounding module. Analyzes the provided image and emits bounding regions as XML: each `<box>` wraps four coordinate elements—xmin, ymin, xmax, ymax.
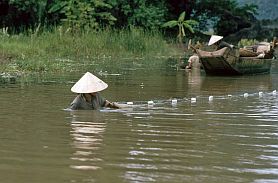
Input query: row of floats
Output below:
<box><xmin>124</xmin><ymin>90</ymin><xmax>277</xmax><ymax>106</ymax></box>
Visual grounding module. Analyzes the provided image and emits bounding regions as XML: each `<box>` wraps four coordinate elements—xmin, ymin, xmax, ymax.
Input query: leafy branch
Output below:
<box><xmin>162</xmin><ymin>11</ymin><xmax>198</xmax><ymax>43</ymax></box>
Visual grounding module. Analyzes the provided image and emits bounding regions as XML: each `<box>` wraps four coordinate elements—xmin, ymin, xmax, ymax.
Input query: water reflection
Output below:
<box><xmin>181</xmin><ymin>70</ymin><xmax>273</xmax><ymax>97</ymax></box>
<box><xmin>186</xmin><ymin>69</ymin><xmax>204</xmax><ymax>96</ymax></box>
<box><xmin>69</xmin><ymin>111</ymin><xmax>106</xmax><ymax>171</ymax></box>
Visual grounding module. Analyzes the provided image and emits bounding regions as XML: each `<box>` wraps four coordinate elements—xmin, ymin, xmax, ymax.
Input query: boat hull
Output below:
<box><xmin>197</xmin><ymin>47</ymin><xmax>272</xmax><ymax>75</ymax></box>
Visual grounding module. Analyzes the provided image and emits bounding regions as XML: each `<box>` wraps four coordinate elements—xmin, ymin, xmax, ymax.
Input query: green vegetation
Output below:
<box><xmin>2</xmin><ymin>0</ymin><xmax>276</xmax><ymax>76</ymax></box>
<box><xmin>237</xmin><ymin>39</ymin><xmax>258</xmax><ymax>47</ymax></box>
<box><xmin>191</xmin><ymin>0</ymin><xmax>258</xmax><ymax>36</ymax></box>
<box><xmin>0</xmin><ymin>0</ymin><xmax>169</xmax><ymax>31</ymax></box>
<box><xmin>0</xmin><ymin>27</ymin><xmax>179</xmax><ymax>74</ymax></box>
<box><xmin>1</xmin><ymin>0</ymin><xmax>260</xmax><ymax>35</ymax></box>
<box><xmin>162</xmin><ymin>11</ymin><xmax>198</xmax><ymax>43</ymax></box>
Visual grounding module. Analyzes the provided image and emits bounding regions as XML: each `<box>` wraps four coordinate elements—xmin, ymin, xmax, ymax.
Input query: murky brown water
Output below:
<box><xmin>1</xmin><ymin>59</ymin><xmax>278</xmax><ymax>183</ymax></box>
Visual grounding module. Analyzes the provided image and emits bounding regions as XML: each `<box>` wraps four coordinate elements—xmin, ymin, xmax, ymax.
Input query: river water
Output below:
<box><xmin>0</xmin><ymin>59</ymin><xmax>278</xmax><ymax>183</ymax></box>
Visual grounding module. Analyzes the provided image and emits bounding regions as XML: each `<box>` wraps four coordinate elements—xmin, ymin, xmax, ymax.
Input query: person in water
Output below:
<box><xmin>69</xmin><ymin>72</ymin><xmax>120</xmax><ymax>110</ymax></box>
<box><xmin>186</xmin><ymin>42</ymin><xmax>202</xmax><ymax>70</ymax></box>
<box><xmin>208</xmin><ymin>35</ymin><xmax>234</xmax><ymax>50</ymax></box>
<box><xmin>186</xmin><ymin>50</ymin><xmax>200</xmax><ymax>70</ymax></box>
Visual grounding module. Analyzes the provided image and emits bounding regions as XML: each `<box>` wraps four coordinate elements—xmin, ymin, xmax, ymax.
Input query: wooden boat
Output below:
<box><xmin>196</xmin><ymin>47</ymin><xmax>272</xmax><ymax>75</ymax></box>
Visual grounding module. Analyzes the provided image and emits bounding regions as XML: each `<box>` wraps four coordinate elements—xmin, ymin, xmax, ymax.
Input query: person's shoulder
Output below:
<box><xmin>70</xmin><ymin>94</ymin><xmax>82</xmax><ymax>110</ymax></box>
<box><xmin>72</xmin><ymin>94</ymin><xmax>81</xmax><ymax>100</ymax></box>
<box><xmin>71</xmin><ymin>94</ymin><xmax>83</xmax><ymax>105</ymax></box>
<box><xmin>95</xmin><ymin>92</ymin><xmax>105</xmax><ymax>99</ymax></box>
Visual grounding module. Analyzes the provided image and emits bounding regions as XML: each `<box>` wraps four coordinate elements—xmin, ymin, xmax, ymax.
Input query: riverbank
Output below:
<box><xmin>0</xmin><ymin>28</ymin><xmax>183</xmax><ymax>76</ymax></box>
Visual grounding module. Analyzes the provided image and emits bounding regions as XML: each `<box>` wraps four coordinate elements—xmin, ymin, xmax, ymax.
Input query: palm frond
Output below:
<box><xmin>178</xmin><ymin>11</ymin><xmax>186</xmax><ymax>22</ymax></box>
<box><xmin>185</xmin><ymin>20</ymin><xmax>198</xmax><ymax>25</ymax></box>
<box><xmin>183</xmin><ymin>23</ymin><xmax>194</xmax><ymax>33</ymax></box>
<box><xmin>162</xmin><ymin>20</ymin><xmax>178</xmax><ymax>28</ymax></box>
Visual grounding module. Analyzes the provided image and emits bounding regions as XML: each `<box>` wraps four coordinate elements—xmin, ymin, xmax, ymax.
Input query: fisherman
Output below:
<box><xmin>69</xmin><ymin>72</ymin><xmax>120</xmax><ymax>110</ymax></box>
<box><xmin>186</xmin><ymin>41</ymin><xmax>202</xmax><ymax>70</ymax></box>
<box><xmin>186</xmin><ymin>49</ymin><xmax>200</xmax><ymax>69</ymax></box>
<box><xmin>208</xmin><ymin>35</ymin><xmax>234</xmax><ymax>50</ymax></box>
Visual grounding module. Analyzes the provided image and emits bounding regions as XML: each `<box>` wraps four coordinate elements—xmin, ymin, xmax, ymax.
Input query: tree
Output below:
<box><xmin>49</xmin><ymin>0</ymin><xmax>116</xmax><ymax>31</ymax></box>
<box><xmin>0</xmin><ymin>0</ymin><xmax>117</xmax><ymax>32</ymax></box>
<box><xmin>0</xmin><ymin>0</ymin><xmax>48</xmax><ymax>31</ymax></box>
<box><xmin>162</xmin><ymin>11</ymin><xmax>198</xmax><ymax>43</ymax></box>
<box><xmin>0</xmin><ymin>0</ymin><xmax>259</xmax><ymax>37</ymax></box>
<box><xmin>107</xmin><ymin>0</ymin><xmax>168</xmax><ymax>29</ymax></box>
<box><xmin>191</xmin><ymin>0</ymin><xmax>258</xmax><ymax>36</ymax></box>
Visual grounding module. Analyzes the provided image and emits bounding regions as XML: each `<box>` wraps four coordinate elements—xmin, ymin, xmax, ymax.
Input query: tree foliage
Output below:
<box><xmin>162</xmin><ymin>11</ymin><xmax>198</xmax><ymax>43</ymax></box>
<box><xmin>58</xmin><ymin>0</ymin><xmax>116</xmax><ymax>30</ymax></box>
<box><xmin>0</xmin><ymin>0</ymin><xmax>260</xmax><ymax>38</ymax></box>
<box><xmin>0</xmin><ymin>0</ymin><xmax>169</xmax><ymax>31</ymax></box>
<box><xmin>191</xmin><ymin>0</ymin><xmax>258</xmax><ymax>36</ymax></box>
<box><xmin>107</xmin><ymin>0</ymin><xmax>168</xmax><ymax>29</ymax></box>
<box><xmin>0</xmin><ymin>0</ymin><xmax>48</xmax><ymax>30</ymax></box>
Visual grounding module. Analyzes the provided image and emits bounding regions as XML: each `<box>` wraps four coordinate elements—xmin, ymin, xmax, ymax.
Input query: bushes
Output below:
<box><xmin>0</xmin><ymin>27</ymin><xmax>180</xmax><ymax>73</ymax></box>
<box><xmin>238</xmin><ymin>38</ymin><xmax>258</xmax><ymax>47</ymax></box>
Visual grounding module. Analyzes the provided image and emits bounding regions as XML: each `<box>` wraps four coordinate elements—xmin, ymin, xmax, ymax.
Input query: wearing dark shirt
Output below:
<box><xmin>69</xmin><ymin>93</ymin><xmax>106</xmax><ymax>110</ymax></box>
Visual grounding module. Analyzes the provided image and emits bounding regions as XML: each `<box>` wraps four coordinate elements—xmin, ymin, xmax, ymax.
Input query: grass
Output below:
<box><xmin>0</xmin><ymin>27</ymin><xmax>183</xmax><ymax>75</ymax></box>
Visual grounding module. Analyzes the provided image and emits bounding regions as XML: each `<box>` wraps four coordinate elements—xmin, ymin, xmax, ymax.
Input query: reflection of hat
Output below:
<box><xmin>208</xmin><ymin>35</ymin><xmax>223</xmax><ymax>46</ymax></box>
<box><xmin>71</xmin><ymin>72</ymin><xmax>108</xmax><ymax>93</ymax></box>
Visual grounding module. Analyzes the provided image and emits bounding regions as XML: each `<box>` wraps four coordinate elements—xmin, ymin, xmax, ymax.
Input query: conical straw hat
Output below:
<box><xmin>208</xmin><ymin>35</ymin><xmax>223</xmax><ymax>46</ymax></box>
<box><xmin>71</xmin><ymin>72</ymin><xmax>108</xmax><ymax>93</ymax></box>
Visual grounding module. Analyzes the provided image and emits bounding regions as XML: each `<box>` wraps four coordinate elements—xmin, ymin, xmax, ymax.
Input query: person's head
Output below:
<box><xmin>90</xmin><ymin>92</ymin><xmax>97</xmax><ymax>96</ymax></box>
<box><xmin>82</xmin><ymin>92</ymin><xmax>97</xmax><ymax>101</ymax></box>
<box><xmin>208</xmin><ymin>35</ymin><xmax>223</xmax><ymax>46</ymax></box>
<box><xmin>71</xmin><ymin>72</ymin><xmax>108</xmax><ymax>95</ymax></box>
